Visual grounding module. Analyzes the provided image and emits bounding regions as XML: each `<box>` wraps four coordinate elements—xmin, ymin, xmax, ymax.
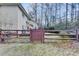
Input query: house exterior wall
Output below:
<box><xmin>0</xmin><ymin>5</ymin><xmax>27</xmax><ymax>30</ymax></box>
<box><xmin>0</xmin><ymin>4</ymin><xmax>38</xmax><ymax>30</ymax></box>
<box><xmin>17</xmin><ymin>6</ymin><xmax>38</xmax><ymax>30</ymax></box>
<box><xmin>17</xmin><ymin>7</ymin><xmax>27</xmax><ymax>30</ymax></box>
<box><xmin>0</xmin><ymin>5</ymin><xmax>18</xmax><ymax>30</ymax></box>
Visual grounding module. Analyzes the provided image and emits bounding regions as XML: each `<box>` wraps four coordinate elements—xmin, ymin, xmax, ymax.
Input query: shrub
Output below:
<box><xmin>56</xmin><ymin>31</ymin><xmax>73</xmax><ymax>48</ymax></box>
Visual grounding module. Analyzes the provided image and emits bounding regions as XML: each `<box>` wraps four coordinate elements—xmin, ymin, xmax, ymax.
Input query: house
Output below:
<box><xmin>0</xmin><ymin>3</ymin><xmax>38</xmax><ymax>30</ymax></box>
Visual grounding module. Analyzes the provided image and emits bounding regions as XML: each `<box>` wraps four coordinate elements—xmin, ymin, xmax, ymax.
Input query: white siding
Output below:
<box><xmin>17</xmin><ymin>7</ymin><xmax>27</xmax><ymax>30</ymax></box>
<box><xmin>0</xmin><ymin>6</ymin><xmax>18</xmax><ymax>30</ymax></box>
<box><xmin>0</xmin><ymin>5</ymin><xmax>38</xmax><ymax>30</ymax></box>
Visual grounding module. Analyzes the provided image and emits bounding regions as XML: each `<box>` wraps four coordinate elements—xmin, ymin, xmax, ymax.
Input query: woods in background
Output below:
<box><xmin>28</xmin><ymin>3</ymin><xmax>79</xmax><ymax>30</ymax></box>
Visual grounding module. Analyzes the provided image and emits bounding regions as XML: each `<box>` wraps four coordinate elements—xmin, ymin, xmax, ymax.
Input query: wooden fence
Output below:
<box><xmin>0</xmin><ymin>29</ymin><xmax>79</xmax><ymax>43</ymax></box>
<box><xmin>44</xmin><ymin>30</ymin><xmax>77</xmax><ymax>40</ymax></box>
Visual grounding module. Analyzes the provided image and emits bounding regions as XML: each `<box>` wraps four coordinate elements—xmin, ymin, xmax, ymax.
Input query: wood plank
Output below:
<box><xmin>45</xmin><ymin>38</ymin><xmax>76</xmax><ymax>40</ymax></box>
<box><xmin>1</xmin><ymin>30</ymin><xmax>30</xmax><ymax>31</ymax></box>
<box><xmin>44</xmin><ymin>30</ymin><xmax>75</xmax><ymax>32</ymax></box>
<box><xmin>45</xmin><ymin>34</ymin><xmax>76</xmax><ymax>36</ymax></box>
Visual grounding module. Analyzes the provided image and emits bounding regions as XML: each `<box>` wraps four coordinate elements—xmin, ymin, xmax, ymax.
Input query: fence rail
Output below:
<box><xmin>44</xmin><ymin>37</ymin><xmax>76</xmax><ymax>41</ymax></box>
<box><xmin>0</xmin><ymin>30</ymin><xmax>30</xmax><ymax>31</ymax></box>
<box><xmin>45</xmin><ymin>33</ymin><xmax>76</xmax><ymax>36</ymax></box>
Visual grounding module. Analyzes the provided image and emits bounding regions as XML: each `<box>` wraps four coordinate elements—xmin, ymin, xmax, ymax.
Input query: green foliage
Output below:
<box><xmin>44</xmin><ymin>26</ymin><xmax>55</xmax><ymax>30</ymax></box>
<box><xmin>44</xmin><ymin>22</ymin><xmax>66</xmax><ymax>30</ymax></box>
<box><xmin>44</xmin><ymin>20</ymin><xmax>79</xmax><ymax>30</ymax></box>
<box><xmin>54</xmin><ymin>23</ymin><xmax>66</xmax><ymax>30</ymax></box>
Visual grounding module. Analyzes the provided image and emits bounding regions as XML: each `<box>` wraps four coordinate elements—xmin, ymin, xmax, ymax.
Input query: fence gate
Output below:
<box><xmin>30</xmin><ymin>29</ymin><xmax>44</xmax><ymax>43</ymax></box>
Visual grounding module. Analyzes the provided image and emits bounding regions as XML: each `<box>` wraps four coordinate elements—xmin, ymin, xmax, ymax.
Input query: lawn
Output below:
<box><xmin>0</xmin><ymin>40</ymin><xmax>79</xmax><ymax>56</ymax></box>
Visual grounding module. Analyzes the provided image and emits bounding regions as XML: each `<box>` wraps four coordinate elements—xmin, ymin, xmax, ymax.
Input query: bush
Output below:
<box><xmin>44</xmin><ymin>26</ymin><xmax>55</xmax><ymax>30</ymax></box>
<box><xmin>59</xmin><ymin>31</ymin><xmax>68</xmax><ymax>37</ymax></box>
<box><xmin>58</xmin><ymin>31</ymin><xmax>72</xmax><ymax>46</ymax></box>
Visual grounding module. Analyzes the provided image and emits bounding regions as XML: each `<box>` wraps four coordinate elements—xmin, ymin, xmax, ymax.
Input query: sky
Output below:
<box><xmin>22</xmin><ymin>3</ymin><xmax>31</xmax><ymax>12</ymax></box>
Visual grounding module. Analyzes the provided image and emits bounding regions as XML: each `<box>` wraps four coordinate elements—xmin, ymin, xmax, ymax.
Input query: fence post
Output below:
<box><xmin>16</xmin><ymin>30</ymin><xmax>18</xmax><ymax>38</ymax></box>
<box><xmin>76</xmin><ymin>29</ymin><xmax>79</xmax><ymax>41</ymax></box>
<box><xmin>0</xmin><ymin>30</ymin><xmax>1</xmax><ymax>41</ymax></box>
<box><xmin>0</xmin><ymin>30</ymin><xmax>5</xmax><ymax>43</ymax></box>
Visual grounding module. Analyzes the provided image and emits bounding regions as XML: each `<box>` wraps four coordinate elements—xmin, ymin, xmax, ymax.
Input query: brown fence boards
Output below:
<box><xmin>45</xmin><ymin>38</ymin><xmax>76</xmax><ymax>40</ymax></box>
<box><xmin>45</xmin><ymin>33</ymin><xmax>76</xmax><ymax>36</ymax></box>
<box><xmin>0</xmin><ymin>29</ymin><xmax>79</xmax><ymax>43</ymax></box>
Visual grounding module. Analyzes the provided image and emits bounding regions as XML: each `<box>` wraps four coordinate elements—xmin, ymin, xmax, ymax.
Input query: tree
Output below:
<box><xmin>30</xmin><ymin>3</ymin><xmax>37</xmax><ymax>22</ymax></box>
<box><xmin>55</xmin><ymin>3</ymin><xmax>57</xmax><ymax>23</ymax></box>
<box><xmin>44</xmin><ymin>3</ymin><xmax>50</xmax><ymax>27</ymax></box>
<box><xmin>65</xmin><ymin>3</ymin><xmax>68</xmax><ymax>29</ymax></box>
<box><xmin>40</xmin><ymin>3</ymin><xmax>43</xmax><ymax>27</ymax></box>
<box><xmin>59</xmin><ymin>4</ymin><xmax>62</xmax><ymax>23</ymax></box>
<box><xmin>71</xmin><ymin>3</ymin><xmax>75</xmax><ymax>23</ymax></box>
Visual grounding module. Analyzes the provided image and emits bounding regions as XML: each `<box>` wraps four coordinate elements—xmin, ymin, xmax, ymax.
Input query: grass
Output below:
<box><xmin>0</xmin><ymin>40</ymin><xmax>79</xmax><ymax>56</ymax></box>
<box><xmin>0</xmin><ymin>33</ymin><xmax>79</xmax><ymax>56</ymax></box>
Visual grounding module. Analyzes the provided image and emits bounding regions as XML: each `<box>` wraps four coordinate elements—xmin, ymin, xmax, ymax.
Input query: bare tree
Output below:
<box><xmin>27</xmin><ymin>3</ymin><xmax>79</xmax><ymax>29</ymax></box>
<box><xmin>40</xmin><ymin>3</ymin><xmax>43</xmax><ymax>27</ymax></box>
<box><xmin>65</xmin><ymin>3</ymin><xmax>68</xmax><ymax>29</ymax></box>
<box><xmin>44</xmin><ymin>3</ymin><xmax>50</xmax><ymax>27</ymax></box>
<box><xmin>71</xmin><ymin>3</ymin><xmax>75</xmax><ymax>23</ymax></box>
<box><xmin>55</xmin><ymin>3</ymin><xmax>57</xmax><ymax>23</ymax></box>
<box><xmin>30</xmin><ymin>3</ymin><xmax>37</xmax><ymax>22</ymax></box>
